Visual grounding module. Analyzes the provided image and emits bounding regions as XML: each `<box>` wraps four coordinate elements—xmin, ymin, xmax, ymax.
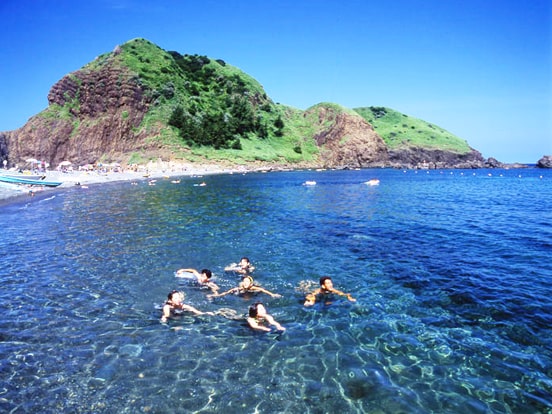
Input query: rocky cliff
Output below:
<box><xmin>388</xmin><ymin>147</ymin><xmax>486</xmax><ymax>169</ymax></box>
<box><xmin>0</xmin><ymin>60</ymin><xmax>159</xmax><ymax>167</ymax></box>
<box><xmin>0</xmin><ymin>38</ymin><xmax>503</xmax><ymax>170</ymax></box>
<box><xmin>307</xmin><ymin>106</ymin><xmax>388</xmax><ymax>168</ymax></box>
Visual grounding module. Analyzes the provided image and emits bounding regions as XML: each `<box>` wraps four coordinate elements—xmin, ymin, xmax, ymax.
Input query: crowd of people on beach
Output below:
<box><xmin>161</xmin><ymin>256</ymin><xmax>357</xmax><ymax>332</ymax></box>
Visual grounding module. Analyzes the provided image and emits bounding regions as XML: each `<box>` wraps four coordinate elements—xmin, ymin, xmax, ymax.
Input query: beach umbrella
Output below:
<box><xmin>59</xmin><ymin>161</ymin><xmax>72</xmax><ymax>166</ymax></box>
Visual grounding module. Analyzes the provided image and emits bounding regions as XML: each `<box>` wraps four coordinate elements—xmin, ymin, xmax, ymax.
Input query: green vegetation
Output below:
<box><xmin>103</xmin><ymin>38</ymin><xmax>289</xmax><ymax>156</ymax></box>
<box><xmin>128</xmin><ymin>152</ymin><xmax>145</xmax><ymax>164</ymax></box>
<box><xmin>354</xmin><ymin>106</ymin><xmax>471</xmax><ymax>153</ymax></box>
<box><xmin>46</xmin><ymin>38</ymin><xmax>473</xmax><ymax>165</ymax></box>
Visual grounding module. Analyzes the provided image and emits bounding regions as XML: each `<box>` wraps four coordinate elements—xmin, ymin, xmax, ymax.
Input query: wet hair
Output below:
<box><xmin>168</xmin><ymin>290</ymin><xmax>180</xmax><ymax>301</ymax></box>
<box><xmin>240</xmin><ymin>257</ymin><xmax>250</xmax><ymax>264</ymax></box>
<box><xmin>319</xmin><ymin>276</ymin><xmax>332</xmax><ymax>286</ymax></box>
<box><xmin>249</xmin><ymin>302</ymin><xmax>263</xmax><ymax>318</ymax></box>
<box><xmin>201</xmin><ymin>269</ymin><xmax>212</xmax><ymax>279</ymax></box>
<box><xmin>241</xmin><ymin>275</ymin><xmax>254</xmax><ymax>287</ymax></box>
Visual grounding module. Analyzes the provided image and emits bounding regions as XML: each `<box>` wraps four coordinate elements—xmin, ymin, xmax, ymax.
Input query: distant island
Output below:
<box><xmin>0</xmin><ymin>38</ymin><xmax>549</xmax><ymax>170</ymax></box>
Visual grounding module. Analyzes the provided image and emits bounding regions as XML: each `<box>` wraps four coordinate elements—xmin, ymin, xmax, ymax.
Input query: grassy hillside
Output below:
<box><xmin>83</xmin><ymin>38</ymin><xmax>317</xmax><ymax>164</ymax></box>
<box><xmin>49</xmin><ymin>38</ymin><xmax>474</xmax><ymax>165</ymax></box>
<box><xmin>354</xmin><ymin>106</ymin><xmax>471</xmax><ymax>153</ymax></box>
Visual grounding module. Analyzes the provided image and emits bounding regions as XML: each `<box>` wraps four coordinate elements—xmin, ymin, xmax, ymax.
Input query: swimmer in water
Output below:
<box><xmin>208</xmin><ymin>275</ymin><xmax>281</xmax><ymax>299</ymax></box>
<box><xmin>161</xmin><ymin>290</ymin><xmax>214</xmax><ymax>323</ymax></box>
<box><xmin>247</xmin><ymin>302</ymin><xmax>285</xmax><ymax>332</ymax></box>
<box><xmin>303</xmin><ymin>276</ymin><xmax>356</xmax><ymax>307</ymax></box>
<box><xmin>224</xmin><ymin>257</ymin><xmax>255</xmax><ymax>275</ymax></box>
<box><xmin>175</xmin><ymin>268</ymin><xmax>220</xmax><ymax>293</ymax></box>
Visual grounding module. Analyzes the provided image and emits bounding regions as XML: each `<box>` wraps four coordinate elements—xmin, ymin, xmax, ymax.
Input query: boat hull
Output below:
<box><xmin>0</xmin><ymin>175</ymin><xmax>62</xmax><ymax>187</ymax></box>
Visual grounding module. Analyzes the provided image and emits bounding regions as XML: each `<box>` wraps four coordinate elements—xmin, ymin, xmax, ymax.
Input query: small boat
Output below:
<box><xmin>1</xmin><ymin>173</ymin><xmax>46</xmax><ymax>181</ymax></box>
<box><xmin>0</xmin><ymin>175</ymin><xmax>62</xmax><ymax>187</ymax></box>
<box><xmin>364</xmin><ymin>179</ymin><xmax>380</xmax><ymax>186</ymax></box>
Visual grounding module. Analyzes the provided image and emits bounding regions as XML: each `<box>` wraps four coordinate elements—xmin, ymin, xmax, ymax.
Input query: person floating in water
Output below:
<box><xmin>208</xmin><ymin>275</ymin><xmax>281</xmax><ymax>299</ymax></box>
<box><xmin>224</xmin><ymin>257</ymin><xmax>255</xmax><ymax>275</ymax></box>
<box><xmin>247</xmin><ymin>302</ymin><xmax>285</xmax><ymax>332</ymax></box>
<box><xmin>175</xmin><ymin>268</ymin><xmax>220</xmax><ymax>293</ymax></box>
<box><xmin>303</xmin><ymin>276</ymin><xmax>356</xmax><ymax>306</ymax></box>
<box><xmin>161</xmin><ymin>290</ymin><xmax>214</xmax><ymax>323</ymax></box>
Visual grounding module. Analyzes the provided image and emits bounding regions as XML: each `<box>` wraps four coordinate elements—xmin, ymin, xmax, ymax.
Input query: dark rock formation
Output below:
<box><xmin>309</xmin><ymin>107</ymin><xmax>389</xmax><ymax>168</ymax></box>
<box><xmin>537</xmin><ymin>155</ymin><xmax>552</xmax><ymax>168</ymax></box>
<box><xmin>3</xmin><ymin>61</ymin><xmax>155</xmax><ymax>168</ymax></box>
<box><xmin>387</xmin><ymin>147</ymin><xmax>486</xmax><ymax>169</ymax></box>
<box><xmin>485</xmin><ymin>157</ymin><xmax>503</xmax><ymax>168</ymax></box>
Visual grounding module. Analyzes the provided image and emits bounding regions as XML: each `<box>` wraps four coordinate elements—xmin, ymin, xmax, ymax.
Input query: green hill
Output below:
<box><xmin>6</xmin><ymin>38</ymin><xmax>482</xmax><ymax>169</ymax></box>
<box><xmin>354</xmin><ymin>106</ymin><xmax>471</xmax><ymax>153</ymax></box>
<box><xmin>82</xmin><ymin>38</ymin><xmax>322</xmax><ymax>164</ymax></box>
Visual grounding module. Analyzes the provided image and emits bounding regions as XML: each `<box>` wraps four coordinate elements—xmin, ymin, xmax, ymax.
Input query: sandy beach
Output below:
<box><xmin>0</xmin><ymin>160</ymin><xmax>262</xmax><ymax>203</ymax></box>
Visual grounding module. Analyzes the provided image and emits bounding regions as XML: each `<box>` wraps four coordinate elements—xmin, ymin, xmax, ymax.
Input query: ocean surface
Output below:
<box><xmin>0</xmin><ymin>168</ymin><xmax>551</xmax><ymax>413</ymax></box>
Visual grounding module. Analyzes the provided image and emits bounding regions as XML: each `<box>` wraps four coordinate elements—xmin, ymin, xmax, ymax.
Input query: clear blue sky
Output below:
<box><xmin>1</xmin><ymin>0</ymin><xmax>550</xmax><ymax>163</ymax></box>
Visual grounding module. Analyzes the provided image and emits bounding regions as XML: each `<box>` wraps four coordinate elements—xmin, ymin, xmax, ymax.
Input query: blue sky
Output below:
<box><xmin>1</xmin><ymin>0</ymin><xmax>550</xmax><ymax>163</ymax></box>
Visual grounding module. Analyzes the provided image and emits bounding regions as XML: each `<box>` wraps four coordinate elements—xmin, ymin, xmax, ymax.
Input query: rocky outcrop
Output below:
<box><xmin>308</xmin><ymin>107</ymin><xmax>389</xmax><ymax>168</ymax></box>
<box><xmin>486</xmin><ymin>157</ymin><xmax>530</xmax><ymax>169</ymax></box>
<box><xmin>3</xmin><ymin>61</ymin><xmax>155</xmax><ymax>167</ymax></box>
<box><xmin>387</xmin><ymin>146</ymin><xmax>486</xmax><ymax>169</ymax></box>
<box><xmin>537</xmin><ymin>155</ymin><xmax>552</xmax><ymax>168</ymax></box>
<box><xmin>0</xmin><ymin>38</ymin><xmax>502</xmax><ymax>170</ymax></box>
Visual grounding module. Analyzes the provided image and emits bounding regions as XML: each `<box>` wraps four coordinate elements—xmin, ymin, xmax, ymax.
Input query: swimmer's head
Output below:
<box><xmin>168</xmin><ymin>290</ymin><xmax>184</xmax><ymax>303</ymax></box>
<box><xmin>319</xmin><ymin>276</ymin><xmax>333</xmax><ymax>290</ymax></box>
<box><xmin>239</xmin><ymin>257</ymin><xmax>253</xmax><ymax>270</ymax></box>
<box><xmin>241</xmin><ymin>275</ymin><xmax>254</xmax><ymax>288</ymax></box>
<box><xmin>201</xmin><ymin>269</ymin><xmax>212</xmax><ymax>280</ymax></box>
<box><xmin>249</xmin><ymin>302</ymin><xmax>266</xmax><ymax>318</ymax></box>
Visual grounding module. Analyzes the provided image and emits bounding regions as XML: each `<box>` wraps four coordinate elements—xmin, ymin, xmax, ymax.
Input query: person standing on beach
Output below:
<box><xmin>303</xmin><ymin>276</ymin><xmax>356</xmax><ymax>306</ymax></box>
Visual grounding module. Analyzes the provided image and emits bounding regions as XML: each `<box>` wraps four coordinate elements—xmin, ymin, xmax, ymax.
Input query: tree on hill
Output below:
<box><xmin>274</xmin><ymin>115</ymin><xmax>285</xmax><ymax>137</ymax></box>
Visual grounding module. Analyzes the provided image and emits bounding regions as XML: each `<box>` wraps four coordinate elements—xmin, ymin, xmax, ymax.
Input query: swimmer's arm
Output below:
<box><xmin>304</xmin><ymin>289</ymin><xmax>320</xmax><ymax>306</ymax></box>
<box><xmin>247</xmin><ymin>317</ymin><xmax>271</xmax><ymax>332</ymax></box>
<box><xmin>254</xmin><ymin>287</ymin><xmax>282</xmax><ymax>298</ymax></box>
<box><xmin>206</xmin><ymin>282</ymin><xmax>220</xmax><ymax>293</ymax></box>
<box><xmin>161</xmin><ymin>304</ymin><xmax>171</xmax><ymax>323</ymax></box>
<box><xmin>331</xmin><ymin>288</ymin><xmax>356</xmax><ymax>302</ymax></box>
<box><xmin>265</xmin><ymin>314</ymin><xmax>285</xmax><ymax>331</ymax></box>
<box><xmin>208</xmin><ymin>287</ymin><xmax>235</xmax><ymax>298</ymax></box>
<box><xmin>181</xmin><ymin>304</ymin><xmax>214</xmax><ymax>316</ymax></box>
<box><xmin>224</xmin><ymin>263</ymin><xmax>239</xmax><ymax>271</ymax></box>
<box><xmin>177</xmin><ymin>268</ymin><xmax>200</xmax><ymax>278</ymax></box>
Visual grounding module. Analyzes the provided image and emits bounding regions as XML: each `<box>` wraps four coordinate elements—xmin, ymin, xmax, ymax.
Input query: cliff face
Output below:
<box><xmin>308</xmin><ymin>106</ymin><xmax>388</xmax><ymax>168</ymax></box>
<box><xmin>1</xmin><ymin>62</ymin><xmax>156</xmax><ymax>167</ymax></box>
<box><xmin>0</xmin><ymin>38</ymin><xmax>496</xmax><ymax>170</ymax></box>
<box><xmin>388</xmin><ymin>147</ymin><xmax>486</xmax><ymax>169</ymax></box>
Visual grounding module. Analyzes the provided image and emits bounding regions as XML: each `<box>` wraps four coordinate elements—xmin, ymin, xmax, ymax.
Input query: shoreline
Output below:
<box><xmin>0</xmin><ymin>160</ymin><xmax>265</xmax><ymax>205</ymax></box>
<box><xmin>1</xmin><ymin>161</ymin><xmax>547</xmax><ymax>205</ymax></box>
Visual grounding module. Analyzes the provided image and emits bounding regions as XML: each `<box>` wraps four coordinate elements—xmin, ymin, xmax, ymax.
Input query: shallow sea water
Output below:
<box><xmin>0</xmin><ymin>168</ymin><xmax>551</xmax><ymax>413</ymax></box>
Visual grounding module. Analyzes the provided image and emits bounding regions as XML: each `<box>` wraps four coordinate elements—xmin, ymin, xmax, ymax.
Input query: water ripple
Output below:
<box><xmin>0</xmin><ymin>169</ymin><xmax>551</xmax><ymax>413</ymax></box>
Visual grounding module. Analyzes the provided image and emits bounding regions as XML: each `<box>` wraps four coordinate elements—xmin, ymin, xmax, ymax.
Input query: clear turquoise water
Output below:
<box><xmin>0</xmin><ymin>168</ymin><xmax>551</xmax><ymax>413</ymax></box>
